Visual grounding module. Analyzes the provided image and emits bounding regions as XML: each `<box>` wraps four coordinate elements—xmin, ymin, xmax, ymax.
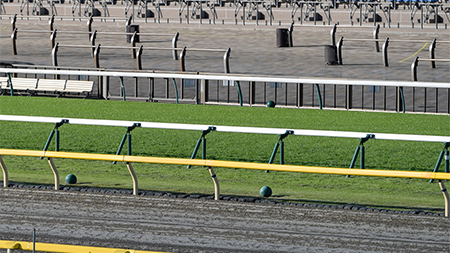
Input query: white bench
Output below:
<box><xmin>0</xmin><ymin>77</ymin><xmax>94</xmax><ymax>97</ymax></box>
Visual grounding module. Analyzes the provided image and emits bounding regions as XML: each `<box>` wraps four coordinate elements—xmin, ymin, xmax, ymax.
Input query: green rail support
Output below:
<box><xmin>113</xmin><ymin>123</ymin><xmax>141</xmax><ymax>164</ymax></box>
<box><xmin>188</xmin><ymin>126</ymin><xmax>216</xmax><ymax>168</ymax></box>
<box><xmin>236</xmin><ymin>81</ymin><xmax>243</xmax><ymax>106</ymax></box>
<box><xmin>430</xmin><ymin>142</ymin><xmax>450</xmax><ymax>183</ymax></box>
<box><xmin>315</xmin><ymin>84</ymin><xmax>323</xmax><ymax>110</ymax></box>
<box><xmin>348</xmin><ymin>134</ymin><xmax>374</xmax><ymax>176</ymax></box>
<box><xmin>172</xmin><ymin>78</ymin><xmax>179</xmax><ymax>104</ymax></box>
<box><xmin>399</xmin><ymin>86</ymin><xmax>405</xmax><ymax>113</ymax></box>
<box><xmin>268</xmin><ymin>130</ymin><xmax>293</xmax><ymax>168</ymax></box>
<box><xmin>43</xmin><ymin>119</ymin><xmax>68</xmax><ymax>153</ymax></box>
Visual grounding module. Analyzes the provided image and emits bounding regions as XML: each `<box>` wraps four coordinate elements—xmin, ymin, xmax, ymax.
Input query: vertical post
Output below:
<box><xmin>7</xmin><ymin>73</ymin><xmax>13</xmax><ymax>96</ymax></box>
<box><xmin>411</xmin><ymin>57</ymin><xmax>419</xmax><ymax>81</ymax></box>
<box><xmin>55</xmin><ymin>128</ymin><xmax>60</xmax><ymax>151</ymax></box>
<box><xmin>47</xmin><ymin>158</ymin><xmax>59</xmax><ymax>190</ymax></box>
<box><xmin>373</xmin><ymin>24</ymin><xmax>380</xmax><ymax>52</ymax></box>
<box><xmin>280</xmin><ymin>140</ymin><xmax>284</xmax><ymax>164</ymax></box>
<box><xmin>131</xmin><ymin>32</ymin><xmax>137</xmax><ymax>59</ymax></box>
<box><xmin>11</xmin><ymin>28</ymin><xmax>17</xmax><ymax>55</ymax></box>
<box><xmin>50</xmin><ymin>29</ymin><xmax>57</xmax><ymax>52</ymax></box>
<box><xmin>94</xmin><ymin>44</ymin><xmax>101</xmax><ymax>68</ymax></box>
<box><xmin>90</xmin><ymin>30</ymin><xmax>97</xmax><ymax>57</ymax></box>
<box><xmin>0</xmin><ymin>156</ymin><xmax>8</xmax><ymax>188</ymax></box>
<box><xmin>208</xmin><ymin>167</ymin><xmax>220</xmax><ymax>200</ymax></box>
<box><xmin>49</xmin><ymin>15</ymin><xmax>55</xmax><ymax>31</ymax></box>
<box><xmin>179</xmin><ymin>46</ymin><xmax>186</xmax><ymax>72</ymax></box>
<box><xmin>288</xmin><ymin>22</ymin><xmax>294</xmax><ymax>47</ymax></box>
<box><xmin>382</xmin><ymin>37</ymin><xmax>389</xmax><ymax>67</ymax></box>
<box><xmin>396</xmin><ymin>86</ymin><xmax>405</xmax><ymax>113</ymax></box>
<box><xmin>87</xmin><ymin>16</ymin><xmax>93</xmax><ymax>40</ymax></box>
<box><xmin>136</xmin><ymin>45</ymin><xmax>143</xmax><ymax>70</ymax></box>
<box><xmin>126</xmin><ymin>163</ymin><xmax>138</xmax><ymax>195</ymax></box>
<box><xmin>445</xmin><ymin>150</ymin><xmax>449</xmax><ymax>173</ymax></box>
<box><xmin>236</xmin><ymin>81</ymin><xmax>243</xmax><ymax>106</ymax></box>
<box><xmin>346</xmin><ymin>85</ymin><xmax>352</xmax><ymax>109</ymax></box>
<box><xmin>172</xmin><ymin>32</ymin><xmax>179</xmax><ymax>60</ymax></box>
<box><xmin>127</xmin><ymin>133</ymin><xmax>132</xmax><ymax>155</ymax></box>
<box><xmin>439</xmin><ymin>180</ymin><xmax>449</xmax><ymax>217</ymax></box>
<box><xmin>360</xmin><ymin>145</ymin><xmax>365</xmax><ymax>169</ymax></box>
<box><xmin>119</xmin><ymin>76</ymin><xmax>126</xmax><ymax>101</ymax></box>
<box><xmin>429</xmin><ymin>39</ymin><xmax>436</xmax><ymax>68</ymax></box>
<box><xmin>336</xmin><ymin>37</ymin><xmax>343</xmax><ymax>65</ymax></box>
<box><xmin>330</xmin><ymin>23</ymin><xmax>337</xmax><ymax>46</ymax></box>
<box><xmin>200</xmin><ymin>79</ymin><xmax>208</xmax><ymax>104</ymax></box>
<box><xmin>223</xmin><ymin>48</ymin><xmax>231</xmax><ymax>73</ymax></box>
<box><xmin>315</xmin><ymin>84</ymin><xmax>323</xmax><ymax>109</ymax></box>
<box><xmin>11</xmin><ymin>14</ymin><xmax>17</xmax><ymax>33</ymax></box>
<box><xmin>52</xmin><ymin>43</ymin><xmax>59</xmax><ymax>67</ymax></box>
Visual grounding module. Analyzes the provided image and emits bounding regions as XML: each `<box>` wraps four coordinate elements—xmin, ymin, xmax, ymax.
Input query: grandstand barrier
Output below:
<box><xmin>1</xmin><ymin>68</ymin><xmax>450</xmax><ymax>113</ymax></box>
<box><xmin>0</xmin><ymin>240</ymin><xmax>170</xmax><ymax>253</ymax></box>
<box><xmin>0</xmin><ymin>148</ymin><xmax>449</xmax><ymax>215</ymax></box>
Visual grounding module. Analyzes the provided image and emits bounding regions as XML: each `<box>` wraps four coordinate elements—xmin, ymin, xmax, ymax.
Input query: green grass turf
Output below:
<box><xmin>0</xmin><ymin>96</ymin><xmax>449</xmax><ymax>210</ymax></box>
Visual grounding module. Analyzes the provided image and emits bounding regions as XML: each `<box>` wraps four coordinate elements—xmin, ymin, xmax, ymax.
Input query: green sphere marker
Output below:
<box><xmin>65</xmin><ymin>174</ymin><xmax>77</xmax><ymax>184</ymax></box>
<box><xmin>260</xmin><ymin>186</ymin><xmax>272</xmax><ymax>197</ymax></box>
<box><xmin>267</xmin><ymin>100</ymin><xmax>276</xmax><ymax>108</ymax></box>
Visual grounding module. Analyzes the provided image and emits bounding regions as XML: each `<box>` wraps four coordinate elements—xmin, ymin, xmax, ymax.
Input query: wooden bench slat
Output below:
<box><xmin>64</xmin><ymin>80</ymin><xmax>94</xmax><ymax>93</ymax></box>
<box><xmin>10</xmin><ymin>78</ymin><xmax>38</xmax><ymax>90</ymax></box>
<box><xmin>37</xmin><ymin>79</ymin><xmax>67</xmax><ymax>92</ymax></box>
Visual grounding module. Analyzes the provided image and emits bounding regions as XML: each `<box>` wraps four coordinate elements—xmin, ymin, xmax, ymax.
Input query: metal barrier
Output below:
<box><xmin>0</xmin><ymin>240</ymin><xmax>170</xmax><ymax>253</ymax></box>
<box><xmin>0</xmin><ymin>148</ymin><xmax>449</xmax><ymax>215</ymax></box>
<box><xmin>411</xmin><ymin>57</ymin><xmax>450</xmax><ymax>81</ymax></box>
<box><xmin>1</xmin><ymin>67</ymin><xmax>449</xmax><ymax>113</ymax></box>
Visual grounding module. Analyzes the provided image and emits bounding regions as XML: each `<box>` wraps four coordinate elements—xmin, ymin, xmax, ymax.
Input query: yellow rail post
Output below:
<box><xmin>126</xmin><ymin>162</ymin><xmax>138</xmax><ymax>196</ymax></box>
<box><xmin>0</xmin><ymin>156</ymin><xmax>8</xmax><ymax>187</ymax></box>
<box><xmin>439</xmin><ymin>180</ymin><xmax>449</xmax><ymax>217</ymax></box>
<box><xmin>47</xmin><ymin>158</ymin><xmax>59</xmax><ymax>190</ymax></box>
<box><xmin>208</xmin><ymin>166</ymin><xmax>220</xmax><ymax>200</ymax></box>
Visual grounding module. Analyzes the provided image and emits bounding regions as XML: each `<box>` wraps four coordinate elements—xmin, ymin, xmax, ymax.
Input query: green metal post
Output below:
<box><xmin>128</xmin><ymin>133</ymin><xmax>132</xmax><ymax>155</ymax></box>
<box><xmin>55</xmin><ymin>129</ymin><xmax>60</xmax><ymax>151</ymax></box>
<box><xmin>119</xmin><ymin>76</ymin><xmax>126</xmax><ymax>101</ymax></box>
<box><xmin>188</xmin><ymin>127</ymin><xmax>215</xmax><ymax>168</ymax></box>
<box><xmin>349</xmin><ymin>146</ymin><xmax>360</xmax><ymax>169</ymax></box>
<box><xmin>315</xmin><ymin>84</ymin><xmax>323</xmax><ymax>110</ymax></box>
<box><xmin>268</xmin><ymin>142</ymin><xmax>280</xmax><ymax>164</ymax></box>
<box><xmin>399</xmin><ymin>86</ymin><xmax>405</xmax><ymax>113</ymax></box>
<box><xmin>115</xmin><ymin>134</ymin><xmax>128</xmax><ymax>156</ymax></box>
<box><xmin>43</xmin><ymin>130</ymin><xmax>56</xmax><ymax>152</ymax></box>
<box><xmin>7</xmin><ymin>73</ymin><xmax>13</xmax><ymax>96</ymax></box>
<box><xmin>430</xmin><ymin>144</ymin><xmax>449</xmax><ymax>183</ymax></box>
<box><xmin>187</xmin><ymin>138</ymin><xmax>202</xmax><ymax>169</ymax></box>
<box><xmin>236</xmin><ymin>81</ymin><xmax>243</xmax><ymax>107</ymax></box>
<box><xmin>202</xmin><ymin>137</ymin><xmax>206</xmax><ymax>160</ymax></box>
<box><xmin>360</xmin><ymin>145</ymin><xmax>365</xmax><ymax>169</ymax></box>
<box><xmin>280</xmin><ymin>140</ymin><xmax>285</xmax><ymax>164</ymax></box>
<box><xmin>172</xmin><ymin>78</ymin><xmax>179</xmax><ymax>104</ymax></box>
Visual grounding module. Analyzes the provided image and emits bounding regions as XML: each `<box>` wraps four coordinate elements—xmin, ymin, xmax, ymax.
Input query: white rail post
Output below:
<box><xmin>90</xmin><ymin>30</ymin><xmax>97</xmax><ymax>57</ymax></box>
<box><xmin>330</xmin><ymin>23</ymin><xmax>337</xmax><ymax>46</ymax></box>
<box><xmin>49</xmin><ymin>15</ymin><xmax>55</xmax><ymax>31</ymax></box>
<box><xmin>0</xmin><ymin>156</ymin><xmax>8</xmax><ymax>188</ymax></box>
<box><xmin>411</xmin><ymin>57</ymin><xmax>419</xmax><ymax>81</ymax></box>
<box><xmin>208</xmin><ymin>166</ymin><xmax>220</xmax><ymax>200</ymax></box>
<box><xmin>11</xmin><ymin>28</ymin><xmax>17</xmax><ymax>55</ymax></box>
<box><xmin>336</xmin><ymin>36</ymin><xmax>343</xmax><ymax>65</ymax></box>
<box><xmin>223</xmin><ymin>48</ymin><xmax>231</xmax><ymax>73</ymax></box>
<box><xmin>136</xmin><ymin>45</ymin><xmax>143</xmax><ymax>70</ymax></box>
<box><xmin>179</xmin><ymin>47</ymin><xmax>187</xmax><ymax>72</ymax></box>
<box><xmin>47</xmin><ymin>158</ymin><xmax>60</xmax><ymax>190</ymax></box>
<box><xmin>50</xmin><ymin>29</ymin><xmax>57</xmax><ymax>53</ymax></box>
<box><xmin>131</xmin><ymin>32</ymin><xmax>137</xmax><ymax>59</ymax></box>
<box><xmin>439</xmin><ymin>180</ymin><xmax>449</xmax><ymax>217</ymax></box>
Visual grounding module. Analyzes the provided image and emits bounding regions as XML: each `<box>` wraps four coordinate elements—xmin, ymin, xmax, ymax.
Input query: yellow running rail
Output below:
<box><xmin>0</xmin><ymin>148</ymin><xmax>449</xmax><ymax>216</ymax></box>
<box><xmin>0</xmin><ymin>240</ymin><xmax>169</xmax><ymax>253</ymax></box>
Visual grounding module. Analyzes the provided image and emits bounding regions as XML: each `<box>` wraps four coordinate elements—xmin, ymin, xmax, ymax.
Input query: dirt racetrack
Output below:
<box><xmin>1</xmin><ymin>186</ymin><xmax>449</xmax><ymax>253</ymax></box>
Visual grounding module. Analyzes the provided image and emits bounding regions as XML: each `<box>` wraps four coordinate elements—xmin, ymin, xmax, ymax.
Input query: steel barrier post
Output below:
<box><xmin>11</xmin><ymin>14</ymin><xmax>16</xmax><ymax>33</ymax></box>
<box><xmin>315</xmin><ymin>84</ymin><xmax>323</xmax><ymax>109</ymax></box>
<box><xmin>373</xmin><ymin>24</ymin><xmax>380</xmax><ymax>52</ymax></box>
<box><xmin>336</xmin><ymin>37</ymin><xmax>343</xmax><ymax>65</ymax></box>
<box><xmin>7</xmin><ymin>73</ymin><xmax>13</xmax><ymax>96</ymax></box>
<box><xmin>90</xmin><ymin>30</ymin><xmax>97</xmax><ymax>57</ymax></box>
<box><xmin>114</xmin><ymin>123</ymin><xmax>141</xmax><ymax>164</ymax></box>
<box><xmin>224</xmin><ymin>48</ymin><xmax>231</xmax><ymax>73</ymax></box>
<box><xmin>179</xmin><ymin>47</ymin><xmax>186</xmax><ymax>72</ymax></box>
<box><xmin>288</xmin><ymin>22</ymin><xmax>294</xmax><ymax>47</ymax></box>
<box><xmin>349</xmin><ymin>134</ymin><xmax>374</xmax><ymax>172</ymax></box>
<box><xmin>236</xmin><ymin>81</ymin><xmax>243</xmax><ymax>106</ymax></box>
<box><xmin>43</xmin><ymin>120</ymin><xmax>67</xmax><ymax>153</ymax></box>
<box><xmin>131</xmin><ymin>32</ymin><xmax>137</xmax><ymax>59</ymax></box>
<box><xmin>87</xmin><ymin>16</ymin><xmax>93</xmax><ymax>40</ymax></box>
<box><xmin>429</xmin><ymin>39</ymin><xmax>436</xmax><ymax>68</ymax></box>
<box><xmin>119</xmin><ymin>76</ymin><xmax>126</xmax><ymax>101</ymax></box>
<box><xmin>94</xmin><ymin>44</ymin><xmax>101</xmax><ymax>68</ymax></box>
<box><xmin>430</xmin><ymin>143</ymin><xmax>450</xmax><ymax>183</ymax></box>
<box><xmin>411</xmin><ymin>57</ymin><xmax>419</xmax><ymax>81</ymax></box>
<box><xmin>172</xmin><ymin>32</ymin><xmax>179</xmax><ymax>60</ymax></box>
<box><xmin>330</xmin><ymin>23</ymin><xmax>337</xmax><ymax>46</ymax></box>
<box><xmin>11</xmin><ymin>28</ymin><xmax>17</xmax><ymax>55</ymax></box>
<box><xmin>49</xmin><ymin>15</ymin><xmax>55</xmax><ymax>31</ymax></box>
<box><xmin>47</xmin><ymin>158</ymin><xmax>59</xmax><ymax>190</ymax></box>
<box><xmin>136</xmin><ymin>45</ymin><xmax>143</xmax><ymax>70</ymax></box>
<box><xmin>268</xmin><ymin>130</ymin><xmax>293</xmax><ymax>165</ymax></box>
<box><xmin>50</xmin><ymin>29</ymin><xmax>57</xmax><ymax>53</ymax></box>
<box><xmin>382</xmin><ymin>37</ymin><xmax>389</xmax><ymax>67</ymax></box>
